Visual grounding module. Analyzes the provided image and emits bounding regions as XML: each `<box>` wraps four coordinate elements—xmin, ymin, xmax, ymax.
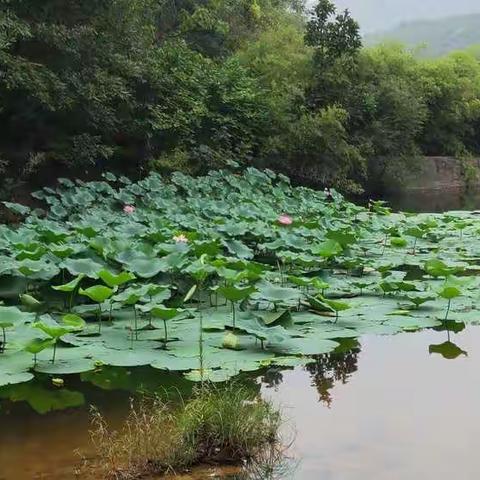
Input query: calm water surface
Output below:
<box><xmin>1</xmin><ymin>327</ymin><xmax>480</xmax><ymax>480</ymax></box>
<box><xmin>2</xmin><ymin>189</ymin><xmax>480</xmax><ymax>480</ymax></box>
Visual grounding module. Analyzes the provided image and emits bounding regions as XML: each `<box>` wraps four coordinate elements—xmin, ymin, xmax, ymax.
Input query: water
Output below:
<box><xmin>2</xmin><ymin>188</ymin><xmax>480</xmax><ymax>480</ymax></box>
<box><xmin>385</xmin><ymin>187</ymin><xmax>480</xmax><ymax>213</ymax></box>
<box><xmin>263</xmin><ymin>327</ymin><xmax>480</xmax><ymax>480</ymax></box>
<box><xmin>1</xmin><ymin>327</ymin><xmax>479</xmax><ymax>480</ymax></box>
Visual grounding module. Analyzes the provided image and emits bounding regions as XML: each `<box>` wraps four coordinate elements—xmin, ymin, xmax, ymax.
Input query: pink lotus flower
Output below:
<box><xmin>123</xmin><ymin>205</ymin><xmax>135</xmax><ymax>214</ymax></box>
<box><xmin>174</xmin><ymin>234</ymin><xmax>188</xmax><ymax>244</ymax></box>
<box><xmin>278</xmin><ymin>214</ymin><xmax>293</xmax><ymax>226</ymax></box>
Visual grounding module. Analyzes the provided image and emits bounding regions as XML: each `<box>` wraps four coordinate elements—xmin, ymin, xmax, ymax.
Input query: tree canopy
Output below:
<box><xmin>2</xmin><ymin>0</ymin><xmax>480</xmax><ymax>199</ymax></box>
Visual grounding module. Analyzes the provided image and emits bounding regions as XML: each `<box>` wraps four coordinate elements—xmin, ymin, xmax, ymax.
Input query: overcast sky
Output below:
<box><xmin>305</xmin><ymin>0</ymin><xmax>480</xmax><ymax>33</ymax></box>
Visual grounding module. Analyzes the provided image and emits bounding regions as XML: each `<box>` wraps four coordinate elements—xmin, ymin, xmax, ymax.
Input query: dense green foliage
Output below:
<box><xmin>2</xmin><ymin>0</ymin><xmax>480</xmax><ymax>196</ymax></box>
<box><xmin>365</xmin><ymin>14</ymin><xmax>480</xmax><ymax>57</ymax></box>
<box><xmin>1</xmin><ymin>168</ymin><xmax>480</xmax><ymax>390</ymax></box>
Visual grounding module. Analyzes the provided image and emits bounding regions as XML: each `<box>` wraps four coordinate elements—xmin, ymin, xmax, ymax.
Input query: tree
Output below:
<box><xmin>305</xmin><ymin>0</ymin><xmax>362</xmax><ymax>68</ymax></box>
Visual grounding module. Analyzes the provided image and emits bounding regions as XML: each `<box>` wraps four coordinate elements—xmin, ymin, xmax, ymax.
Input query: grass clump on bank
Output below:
<box><xmin>88</xmin><ymin>384</ymin><xmax>282</xmax><ymax>479</ymax></box>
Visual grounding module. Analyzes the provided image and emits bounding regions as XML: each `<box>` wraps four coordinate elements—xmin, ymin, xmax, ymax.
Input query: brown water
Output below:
<box><xmin>1</xmin><ymin>327</ymin><xmax>479</xmax><ymax>480</ymax></box>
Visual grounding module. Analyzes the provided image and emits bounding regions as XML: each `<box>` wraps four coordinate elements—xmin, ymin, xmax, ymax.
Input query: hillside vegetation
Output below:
<box><xmin>365</xmin><ymin>14</ymin><xmax>480</xmax><ymax>57</ymax></box>
<box><xmin>2</xmin><ymin>0</ymin><xmax>480</xmax><ymax>199</ymax></box>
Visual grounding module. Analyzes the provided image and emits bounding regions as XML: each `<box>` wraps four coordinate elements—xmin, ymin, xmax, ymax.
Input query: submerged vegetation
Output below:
<box><xmin>1</xmin><ymin>168</ymin><xmax>480</xmax><ymax>389</ymax></box>
<box><xmin>88</xmin><ymin>384</ymin><xmax>281</xmax><ymax>479</ymax></box>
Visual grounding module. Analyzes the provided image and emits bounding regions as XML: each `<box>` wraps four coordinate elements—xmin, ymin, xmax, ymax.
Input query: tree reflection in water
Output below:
<box><xmin>306</xmin><ymin>340</ymin><xmax>360</xmax><ymax>406</ymax></box>
<box><xmin>261</xmin><ymin>339</ymin><xmax>361</xmax><ymax>407</ymax></box>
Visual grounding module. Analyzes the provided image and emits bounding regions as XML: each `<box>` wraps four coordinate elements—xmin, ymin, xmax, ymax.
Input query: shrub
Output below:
<box><xmin>87</xmin><ymin>383</ymin><xmax>282</xmax><ymax>479</ymax></box>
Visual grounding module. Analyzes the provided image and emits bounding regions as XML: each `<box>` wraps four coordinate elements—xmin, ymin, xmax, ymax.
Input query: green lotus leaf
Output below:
<box><xmin>62</xmin><ymin>258</ymin><xmax>105</xmax><ymax>278</ymax></box>
<box><xmin>405</xmin><ymin>226</ymin><xmax>425</xmax><ymax>239</ymax></box>
<box><xmin>24</xmin><ymin>338</ymin><xmax>55</xmax><ymax>355</ymax></box>
<box><xmin>33</xmin><ymin>320</ymin><xmax>71</xmax><ymax>339</ymax></box>
<box><xmin>52</xmin><ymin>274</ymin><xmax>84</xmax><ymax>292</ymax></box>
<box><xmin>19</xmin><ymin>294</ymin><xmax>42</xmax><ymax>311</ymax></box>
<box><xmin>125</xmin><ymin>257</ymin><xmax>165</xmax><ymax>278</ymax></box>
<box><xmin>0</xmin><ymin>306</ymin><xmax>33</xmax><ymax>326</ymax></box>
<box><xmin>253</xmin><ymin>283</ymin><xmax>300</xmax><ymax>303</ymax></box>
<box><xmin>34</xmin><ymin>357</ymin><xmax>96</xmax><ymax>375</ymax></box>
<box><xmin>79</xmin><ymin>285</ymin><xmax>114</xmax><ymax>303</ymax></box>
<box><xmin>313</xmin><ymin>239</ymin><xmax>343</xmax><ymax>258</ymax></box>
<box><xmin>3</xmin><ymin>202</ymin><xmax>32</xmax><ymax>216</ymax></box>
<box><xmin>61</xmin><ymin>314</ymin><xmax>86</xmax><ymax>330</ymax></box>
<box><xmin>150</xmin><ymin>306</ymin><xmax>182</xmax><ymax>321</ymax></box>
<box><xmin>425</xmin><ymin>259</ymin><xmax>460</xmax><ymax>278</ymax></box>
<box><xmin>0</xmin><ymin>371</ymin><xmax>34</xmax><ymax>387</ymax></box>
<box><xmin>326</xmin><ymin>229</ymin><xmax>357</xmax><ymax>247</ymax></box>
<box><xmin>406</xmin><ymin>293</ymin><xmax>436</xmax><ymax>308</ymax></box>
<box><xmin>98</xmin><ymin>269</ymin><xmax>136</xmax><ymax>287</ymax></box>
<box><xmin>390</xmin><ymin>236</ymin><xmax>407</xmax><ymax>247</ymax></box>
<box><xmin>217</xmin><ymin>285</ymin><xmax>256</xmax><ymax>303</ymax></box>
<box><xmin>254</xmin><ymin>309</ymin><xmax>291</xmax><ymax>326</ymax></box>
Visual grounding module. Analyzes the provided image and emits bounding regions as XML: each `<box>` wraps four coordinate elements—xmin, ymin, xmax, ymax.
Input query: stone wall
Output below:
<box><xmin>384</xmin><ymin>156</ymin><xmax>480</xmax><ymax>212</ymax></box>
<box><xmin>394</xmin><ymin>156</ymin><xmax>478</xmax><ymax>192</ymax></box>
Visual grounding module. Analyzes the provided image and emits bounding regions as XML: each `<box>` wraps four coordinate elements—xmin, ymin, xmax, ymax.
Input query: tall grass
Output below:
<box><xmin>87</xmin><ymin>383</ymin><xmax>283</xmax><ymax>479</ymax></box>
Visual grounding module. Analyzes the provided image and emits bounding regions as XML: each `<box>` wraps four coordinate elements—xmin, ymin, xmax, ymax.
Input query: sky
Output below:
<box><xmin>305</xmin><ymin>0</ymin><xmax>480</xmax><ymax>33</ymax></box>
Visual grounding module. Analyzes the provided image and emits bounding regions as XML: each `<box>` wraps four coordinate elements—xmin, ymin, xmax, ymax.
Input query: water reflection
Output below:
<box><xmin>260</xmin><ymin>340</ymin><xmax>361</xmax><ymax>407</ymax></box>
<box><xmin>429</xmin><ymin>341</ymin><xmax>468</xmax><ymax>359</ymax></box>
<box><xmin>226</xmin><ymin>445</ymin><xmax>298</xmax><ymax>480</ymax></box>
<box><xmin>305</xmin><ymin>340</ymin><xmax>361</xmax><ymax>406</ymax></box>
<box><xmin>386</xmin><ymin>187</ymin><xmax>480</xmax><ymax>213</ymax></box>
<box><xmin>5</xmin><ymin>326</ymin><xmax>480</xmax><ymax>479</ymax></box>
<box><xmin>429</xmin><ymin>321</ymin><xmax>469</xmax><ymax>359</ymax></box>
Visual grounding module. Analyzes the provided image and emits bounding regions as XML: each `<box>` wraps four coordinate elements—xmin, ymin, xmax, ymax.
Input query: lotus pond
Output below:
<box><xmin>2</xmin><ymin>169</ymin><xmax>480</xmax><ymax>478</ymax></box>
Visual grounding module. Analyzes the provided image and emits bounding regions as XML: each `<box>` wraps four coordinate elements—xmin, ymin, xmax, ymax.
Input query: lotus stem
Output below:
<box><xmin>197</xmin><ymin>283</ymin><xmax>204</xmax><ymax>387</ymax></box>
<box><xmin>276</xmin><ymin>259</ymin><xmax>284</xmax><ymax>286</ymax></box>
<box><xmin>231</xmin><ymin>301</ymin><xmax>236</xmax><ymax>328</ymax></box>
<box><xmin>69</xmin><ymin>283</ymin><xmax>80</xmax><ymax>312</ymax></box>
<box><xmin>163</xmin><ymin>320</ymin><xmax>168</xmax><ymax>348</ymax></box>
<box><xmin>445</xmin><ymin>299</ymin><xmax>452</xmax><ymax>320</ymax></box>
<box><xmin>134</xmin><ymin>306</ymin><xmax>138</xmax><ymax>340</ymax></box>
<box><xmin>0</xmin><ymin>327</ymin><xmax>5</xmax><ymax>353</ymax></box>
<box><xmin>52</xmin><ymin>341</ymin><xmax>57</xmax><ymax>364</ymax></box>
<box><xmin>382</xmin><ymin>234</ymin><xmax>388</xmax><ymax>255</ymax></box>
<box><xmin>98</xmin><ymin>304</ymin><xmax>102</xmax><ymax>333</ymax></box>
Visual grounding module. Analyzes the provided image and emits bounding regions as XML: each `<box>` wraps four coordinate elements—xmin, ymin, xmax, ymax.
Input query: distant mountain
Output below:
<box><xmin>329</xmin><ymin>0</ymin><xmax>480</xmax><ymax>34</ymax></box>
<box><xmin>364</xmin><ymin>14</ymin><xmax>480</xmax><ymax>57</ymax></box>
